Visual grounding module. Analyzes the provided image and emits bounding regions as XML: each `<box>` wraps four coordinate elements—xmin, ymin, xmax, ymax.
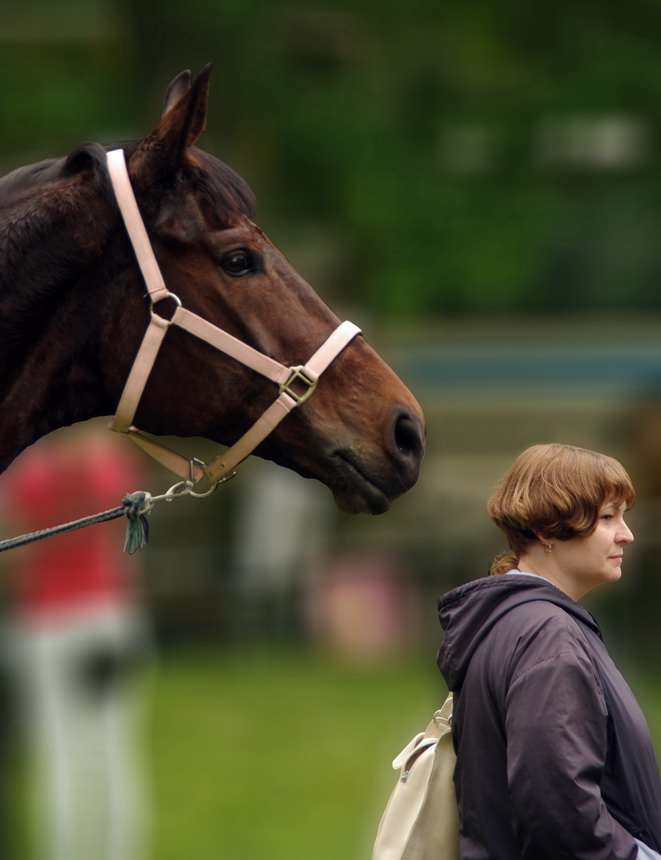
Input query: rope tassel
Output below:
<box><xmin>0</xmin><ymin>491</ymin><xmax>155</xmax><ymax>555</ymax></box>
<box><xmin>121</xmin><ymin>492</ymin><xmax>153</xmax><ymax>554</ymax></box>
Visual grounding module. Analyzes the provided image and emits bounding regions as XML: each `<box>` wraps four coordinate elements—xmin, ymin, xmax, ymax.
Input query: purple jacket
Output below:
<box><xmin>437</xmin><ymin>575</ymin><xmax>661</xmax><ymax>860</ymax></box>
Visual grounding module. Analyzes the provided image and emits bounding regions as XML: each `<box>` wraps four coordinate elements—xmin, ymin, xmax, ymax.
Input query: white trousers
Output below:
<box><xmin>7</xmin><ymin>603</ymin><xmax>151</xmax><ymax>860</ymax></box>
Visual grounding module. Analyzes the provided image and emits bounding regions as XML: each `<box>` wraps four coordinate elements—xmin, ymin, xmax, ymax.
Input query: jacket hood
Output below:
<box><xmin>437</xmin><ymin>574</ymin><xmax>601</xmax><ymax>691</ymax></box>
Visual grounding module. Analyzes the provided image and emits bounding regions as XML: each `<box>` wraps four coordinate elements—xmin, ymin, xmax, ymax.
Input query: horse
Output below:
<box><xmin>0</xmin><ymin>64</ymin><xmax>425</xmax><ymax>515</ymax></box>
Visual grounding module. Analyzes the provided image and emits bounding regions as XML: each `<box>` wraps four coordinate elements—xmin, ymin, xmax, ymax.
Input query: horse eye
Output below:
<box><xmin>220</xmin><ymin>249</ymin><xmax>256</xmax><ymax>277</ymax></box>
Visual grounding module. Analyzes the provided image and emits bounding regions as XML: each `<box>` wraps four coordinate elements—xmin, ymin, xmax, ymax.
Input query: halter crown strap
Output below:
<box><xmin>105</xmin><ymin>148</ymin><xmax>361</xmax><ymax>487</ymax></box>
<box><xmin>106</xmin><ymin>149</ymin><xmax>170</xmax><ymax>304</ymax></box>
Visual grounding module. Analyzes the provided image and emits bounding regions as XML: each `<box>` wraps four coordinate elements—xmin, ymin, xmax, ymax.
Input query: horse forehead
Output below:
<box><xmin>185</xmin><ymin>149</ymin><xmax>257</xmax><ymax>220</ymax></box>
<box><xmin>157</xmin><ymin>203</ymin><xmax>260</xmax><ymax>246</ymax></box>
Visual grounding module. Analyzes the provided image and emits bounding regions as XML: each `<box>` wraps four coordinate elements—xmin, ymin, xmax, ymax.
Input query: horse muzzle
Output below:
<box><xmin>321</xmin><ymin>405</ymin><xmax>425</xmax><ymax>515</ymax></box>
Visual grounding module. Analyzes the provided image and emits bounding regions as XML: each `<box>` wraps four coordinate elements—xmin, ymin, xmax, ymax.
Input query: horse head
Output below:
<box><xmin>0</xmin><ymin>64</ymin><xmax>424</xmax><ymax>514</ymax></box>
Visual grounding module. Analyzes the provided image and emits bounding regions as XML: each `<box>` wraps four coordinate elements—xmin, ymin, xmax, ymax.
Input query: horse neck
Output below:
<box><xmin>0</xmin><ymin>179</ymin><xmax>120</xmax><ymax>473</ymax></box>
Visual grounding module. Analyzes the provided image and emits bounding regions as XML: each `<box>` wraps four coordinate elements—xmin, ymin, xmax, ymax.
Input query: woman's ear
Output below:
<box><xmin>533</xmin><ymin>532</ymin><xmax>554</xmax><ymax>554</ymax></box>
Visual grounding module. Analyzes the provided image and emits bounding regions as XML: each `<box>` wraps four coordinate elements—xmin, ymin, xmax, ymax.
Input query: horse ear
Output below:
<box><xmin>62</xmin><ymin>141</ymin><xmax>111</xmax><ymax>178</ymax></box>
<box><xmin>162</xmin><ymin>69</ymin><xmax>193</xmax><ymax>116</ymax></box>
<box><xmin>131</xmin><ymin>63</ymin><xmax>213</xmax><ymax>180</ymax></box>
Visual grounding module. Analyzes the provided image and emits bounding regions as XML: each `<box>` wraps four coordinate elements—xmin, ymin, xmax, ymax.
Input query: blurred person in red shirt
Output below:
<box><xmin>0</xmin><ymin>424</ymin><xmax>152</xmax><ymax>860</ymax></box>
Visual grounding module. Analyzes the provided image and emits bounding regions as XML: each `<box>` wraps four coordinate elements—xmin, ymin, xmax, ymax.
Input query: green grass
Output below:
<box><xmin>148</xmin><ymin>647</ymin><xmax>442</xmax><ymax>860</ymax></box>
<box><xmin>17</xmin><ymin>646</ymin><xmax>661</xmax><ymax>860</ymax></box>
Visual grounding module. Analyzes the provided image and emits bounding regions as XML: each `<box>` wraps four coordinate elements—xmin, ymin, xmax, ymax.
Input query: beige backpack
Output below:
<box><xmin>372</xmin><ymin>692</ymin><xmax>459</xmax><ymax>860</ymax></box>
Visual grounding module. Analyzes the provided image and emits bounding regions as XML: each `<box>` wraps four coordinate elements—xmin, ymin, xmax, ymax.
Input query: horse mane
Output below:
<box><xmin>0</xmin><ymin>157</ymin><xmax>65</xmax><ymax>199</ymax></box>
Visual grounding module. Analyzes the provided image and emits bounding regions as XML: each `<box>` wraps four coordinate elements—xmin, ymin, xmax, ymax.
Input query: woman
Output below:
<box><xmin>437</xmin><ymin>443</ymin><xmax>661</xmax><ymax>860</ymax></box>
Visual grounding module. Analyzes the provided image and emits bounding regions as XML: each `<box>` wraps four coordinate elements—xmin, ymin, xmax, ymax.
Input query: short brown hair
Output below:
<box><xmin>487</xmin><ymin>443</ymin><xmax>635</xmax><ymax>575</ymax></box>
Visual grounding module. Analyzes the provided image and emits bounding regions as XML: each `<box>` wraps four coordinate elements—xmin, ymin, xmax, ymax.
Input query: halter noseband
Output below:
<box><xmin>105</xmin><ymin>148</ymin><xmax>360</xmax><ymax>491</ymax></box>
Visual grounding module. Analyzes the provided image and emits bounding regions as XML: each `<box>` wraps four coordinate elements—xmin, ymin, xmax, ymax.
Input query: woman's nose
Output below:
<box><xmin>619</xmin><ymin>522</ymin><xmax>634</xmax><ymax>544</ymax></box>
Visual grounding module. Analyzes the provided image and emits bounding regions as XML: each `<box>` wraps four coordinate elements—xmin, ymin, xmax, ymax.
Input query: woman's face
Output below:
<box><xmin>552</xmin><ymin>499</ymin><xmax>634</xmax><ymax>599</ymax></box>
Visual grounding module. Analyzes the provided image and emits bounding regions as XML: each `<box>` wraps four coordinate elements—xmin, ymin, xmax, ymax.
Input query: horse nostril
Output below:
<box><xmin>391</xmin><ymin>409</ymin><xmax>425</xmax><ymax>471</ymax></box>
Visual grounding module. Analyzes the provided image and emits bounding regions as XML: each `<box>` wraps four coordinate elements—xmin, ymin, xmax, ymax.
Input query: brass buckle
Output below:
<box><xmin>279</xmin><ymin>366</ymin><xmax>318</xmax><ymax>406</ymax></box>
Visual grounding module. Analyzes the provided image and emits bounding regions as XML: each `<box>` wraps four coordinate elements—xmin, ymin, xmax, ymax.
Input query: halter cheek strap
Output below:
<box><xmin>105</xmin><ymin>148</ymin><xmax>360</xmax><ymax>488</ymax></box>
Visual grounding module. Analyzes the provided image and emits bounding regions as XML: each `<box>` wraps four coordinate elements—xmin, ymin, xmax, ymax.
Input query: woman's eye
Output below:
<box><xmin>220</xmin><ymin>249</ymin><xmax>256</xmax><ymax>277</ymax></box>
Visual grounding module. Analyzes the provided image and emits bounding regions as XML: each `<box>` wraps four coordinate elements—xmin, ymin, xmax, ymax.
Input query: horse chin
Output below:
<box><xmin>333</xmin><ymin>488</ymin><xmax>391</xmax><ymax>516</ymax></box>
<box><xmin>293</xmin><ymin>450</ymin><xmax>410</xmax><ymax>515</ymax></box>
<box><xmin>327</xmin><ymin>454</ymin><xmax>394</xmax><ymax>515</ymax></box>
<box><xmin>256</xmin><ymin>448</ymin><xmax>393</xmax><ymax>514</ymax></box>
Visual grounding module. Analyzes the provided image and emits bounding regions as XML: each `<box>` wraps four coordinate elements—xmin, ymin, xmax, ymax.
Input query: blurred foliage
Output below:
<box><xmin>3</xmin><ymin>0</ymin><xmax>661</xmax><ymax>318</ymax></box>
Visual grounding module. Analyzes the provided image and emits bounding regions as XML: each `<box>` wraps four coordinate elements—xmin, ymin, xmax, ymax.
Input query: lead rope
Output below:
<box><xmin>0</xmin><ymin>479</ymin><xmax>196</xmax><ymax>556</ymax></box>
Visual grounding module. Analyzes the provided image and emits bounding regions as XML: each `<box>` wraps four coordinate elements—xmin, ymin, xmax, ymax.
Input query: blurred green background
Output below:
<box><xmin>4</xmin><ymin>0</ymin><xmax>661</xmax><ymax>857</ymax></box>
